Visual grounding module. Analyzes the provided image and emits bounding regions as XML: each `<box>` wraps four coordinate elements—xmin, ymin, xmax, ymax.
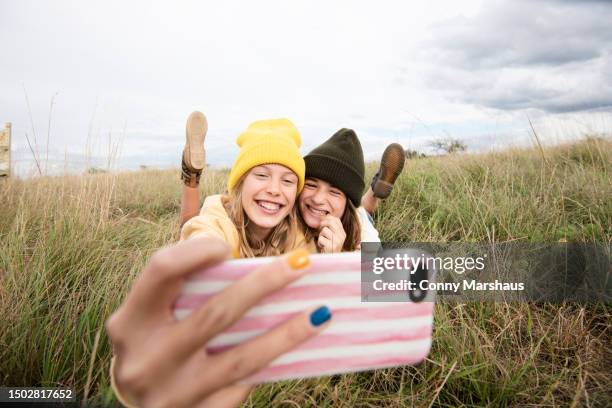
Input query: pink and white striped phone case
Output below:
<box><xmin>173</xmin><ymin>251</ymin><xmax>435</xmax><ymax>383</ymax></box>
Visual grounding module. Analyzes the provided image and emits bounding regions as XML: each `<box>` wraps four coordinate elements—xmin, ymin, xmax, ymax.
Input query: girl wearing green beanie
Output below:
<box><xmin>299</xmin><ymin>128</ymin><xmax>364</xmax><ymax>252</ymax></box>
<box><xmin>299</xmin><ymin>127</ymin><xmax>406</xmax><ymax>253</ymax></box>
<box><xmin>300</xmin><ymin>128</ymin><xmax>394</xmax><ymax>252</ymax></box>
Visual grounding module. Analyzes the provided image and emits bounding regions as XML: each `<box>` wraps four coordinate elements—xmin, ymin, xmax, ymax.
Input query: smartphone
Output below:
<box><xmin>173</xmin><ymin>250</ymin><xmax>436</xmax><ymax>383</ymax></box>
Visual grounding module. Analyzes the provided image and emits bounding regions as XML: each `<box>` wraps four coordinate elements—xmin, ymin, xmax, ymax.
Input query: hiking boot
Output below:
<box><xmin>370</xmin><ymin>143</ymin><xmax>405</xmax><ymax>199</ymax></box>
<box><xmin>181</xmin><ymin>111</ymin><xmax>208</xmax><ymax>186</ymax></box>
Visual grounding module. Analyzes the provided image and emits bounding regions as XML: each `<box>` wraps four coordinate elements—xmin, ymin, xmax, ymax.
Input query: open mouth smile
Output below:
<box><xmin>305</xmin><ymin>204</ymin><xmax>329</xmax><ymax>217</ymax></box>
<box><xmin>255</xmin><ymin>200</ymin><xmax>284</xmax><ymax>214</ymax></box>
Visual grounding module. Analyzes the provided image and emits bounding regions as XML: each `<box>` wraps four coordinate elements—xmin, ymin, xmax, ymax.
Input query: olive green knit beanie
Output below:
<box><xmin>304</xmin><ymin>128</ymin><xmax>365</xmax><ymax>206</ymax></box>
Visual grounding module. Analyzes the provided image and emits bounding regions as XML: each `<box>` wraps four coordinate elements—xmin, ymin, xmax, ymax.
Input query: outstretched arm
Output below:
<box><xmin>107</xmin><ymin>238</ymin><xmax>329</xmax><ymax>408</ymax></box>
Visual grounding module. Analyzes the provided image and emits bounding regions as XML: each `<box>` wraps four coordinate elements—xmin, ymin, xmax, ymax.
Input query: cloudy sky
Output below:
<box><xmin>1</xmin><ymin>0</ymin><xmax>611</xmax><ymax>176</ymax></box>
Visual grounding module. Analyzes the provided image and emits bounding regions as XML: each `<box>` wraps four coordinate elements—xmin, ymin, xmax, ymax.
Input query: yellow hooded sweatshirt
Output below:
<box><xmin>180</xmin><ymin>194</ymin><xmax>243</xmax><ymax>257</ymax></box>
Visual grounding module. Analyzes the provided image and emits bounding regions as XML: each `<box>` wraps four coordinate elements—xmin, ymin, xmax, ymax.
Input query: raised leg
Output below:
<box><xmin>360</xmin><ymin>187</ymin><xmax>380</xmax><ymax>215</ymax></box>
<box><xmin>180</xmin><ymin>184</ymin><xmax>202</xmax><ymax>226</ymax></box>
<box><xmin>179</xmin><ymin>111</ymin><xmax>208</xmax><ymax>227</ymax></box>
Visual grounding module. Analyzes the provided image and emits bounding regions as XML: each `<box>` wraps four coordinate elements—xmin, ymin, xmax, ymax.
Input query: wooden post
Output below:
<box><xmin>0</xmin><ymin>122</ymin><xmax>11</xmax><ymax>178</ymax></box>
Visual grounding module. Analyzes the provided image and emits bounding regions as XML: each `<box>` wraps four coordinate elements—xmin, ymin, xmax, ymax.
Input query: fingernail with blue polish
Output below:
<box><xmin>310</xmin><ymin>306</ymin><xmax>331</xmax><ymax>327</ymax></box>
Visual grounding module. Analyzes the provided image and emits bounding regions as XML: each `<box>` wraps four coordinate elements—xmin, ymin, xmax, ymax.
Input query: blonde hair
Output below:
<box><xmin>223</xmin><ymin>173</ymin><xmax>302</xmax><ymax>258</ymax></box>
<box><xmin>301</xmin><ymin>199</ymin><xmax>361</xmax><ymax>252</ymax></box>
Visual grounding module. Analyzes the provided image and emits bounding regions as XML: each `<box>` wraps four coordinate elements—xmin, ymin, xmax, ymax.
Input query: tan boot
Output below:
<box><xmin>181</xmin><ymin>111</ymin><xmax>208</xmax><ymax>187</ymax></box>
<box><xmin>370</xmin><ymin>143</ymin><xmax>405</xmax><ymax>199</ymax></box>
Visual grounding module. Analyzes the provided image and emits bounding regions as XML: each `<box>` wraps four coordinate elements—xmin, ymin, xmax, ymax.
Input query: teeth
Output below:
<box><xmin>258</xmin><ymin>201</ymin><xmax>281</xmax><ymax>211</ymax></box>
<box><xmin>309</xmin><ymin>206</ymin><xmax>327</xmax><ymax>216</ymax></box>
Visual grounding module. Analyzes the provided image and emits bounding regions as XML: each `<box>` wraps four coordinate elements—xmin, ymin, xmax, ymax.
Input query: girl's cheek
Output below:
<box><xmin>285</xmin><ymin>196</ymin><xmax>296</xmax><ymax>208</ymax></box>
<box><xmin>284</xmin><ymin>185</ymin><xmax>298</xmax><ymax>199</ymax></box>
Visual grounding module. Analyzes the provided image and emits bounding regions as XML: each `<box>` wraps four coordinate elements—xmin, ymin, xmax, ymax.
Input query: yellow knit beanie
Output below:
<box><xmin>227</xmin><ymin>118</ymin><xmax>305</xmax><ymax>193</ymax></box>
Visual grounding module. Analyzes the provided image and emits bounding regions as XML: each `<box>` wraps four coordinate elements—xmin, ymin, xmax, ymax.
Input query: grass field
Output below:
<box><xmin>1</xmin><ymin>137</ymin><xmax>610</xmax><ymax>407</ymax></box>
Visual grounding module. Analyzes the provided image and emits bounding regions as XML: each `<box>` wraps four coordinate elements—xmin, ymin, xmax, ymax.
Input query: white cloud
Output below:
<box><xmin>418</xmin><ymin>0</ymin><xmax>612</xmax><ymax>113</ymax></box>
<box><xmin>1</xmin><ymin>0</ymin><xmax>610</xmax><ymax>176</ymax></box>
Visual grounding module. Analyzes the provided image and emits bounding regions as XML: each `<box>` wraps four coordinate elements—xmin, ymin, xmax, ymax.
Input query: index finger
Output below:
<box><xmin>120</xmin><ymin>237</ymin><xmax>231</xmax><ymax>322</ymax></box>
<box><xmin>319</xmin><ymin>215</ymin><xmax>335</xmax><ymax>226</ymax></box>
<box><xmin>320</xmin><ymin>216</ymin><xmax>342</xmax><ymax>231</ymax></box>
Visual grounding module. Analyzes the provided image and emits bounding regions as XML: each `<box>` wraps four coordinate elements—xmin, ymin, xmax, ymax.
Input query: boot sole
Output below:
<box><xmin>373</xmin><ymin>143</ymin><xmax>405</xmax><ymax>198</ymax></box>
<box><xmin>185</xmin><ymin>111</ymin><xmax>208</xmax><ymax>171</ymax></box>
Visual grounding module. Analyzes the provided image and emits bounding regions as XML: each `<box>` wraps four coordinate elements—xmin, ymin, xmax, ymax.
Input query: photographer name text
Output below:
<box><xmin>372</xmin><ymin>279</ymin><xmax>525</xmax><ymax>292</ymax></box>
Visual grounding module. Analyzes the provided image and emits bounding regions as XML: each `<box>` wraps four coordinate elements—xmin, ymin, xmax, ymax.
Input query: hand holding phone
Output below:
<box><xmin>106</xmin><ymin>238</ymin><xmax>327</xmax><ymax>407</ymax></box>
<box><xmin>174</xmin><ymin>251</ymin><xmax>436</xmax><ymax>383</ymax></box>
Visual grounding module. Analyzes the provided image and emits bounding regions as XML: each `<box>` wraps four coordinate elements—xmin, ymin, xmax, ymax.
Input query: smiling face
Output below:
<box><xmin>240</xmin><ymin>164</ymin><xmax>299</xmax><ymax>240</ymax></box>
<box><xmin>299</xmin><ymin>177</ymin><xmax>347</xmax><ymax>229</ymax></box>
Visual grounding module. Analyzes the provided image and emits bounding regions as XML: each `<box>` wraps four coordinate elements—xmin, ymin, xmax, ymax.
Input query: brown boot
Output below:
<box><xmin>181</xmin><ymin>111</ymin><xmax>208</xmax><ymax>187</ymax></box>
<box><xmin>370</xmin><ymin>143</ymin><xmax>405</xmax><ymax>199</ymax></box>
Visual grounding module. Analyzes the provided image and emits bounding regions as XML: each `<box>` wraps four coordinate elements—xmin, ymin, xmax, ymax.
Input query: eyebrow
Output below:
<box><xmin>307</xmin><ymin>177</ymin><xmax>337</xmax><ymax>187</ymax></box>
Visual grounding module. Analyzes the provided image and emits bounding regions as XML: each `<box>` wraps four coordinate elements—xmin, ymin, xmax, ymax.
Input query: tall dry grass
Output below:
<box><xmin>0</xmin><ymin>137</ymin><xmax>610</xmax><ymax>407</ymax></box>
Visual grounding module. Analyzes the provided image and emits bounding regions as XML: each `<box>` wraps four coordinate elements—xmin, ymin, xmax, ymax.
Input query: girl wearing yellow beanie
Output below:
<box><xmin>111</xmin><ymin>116</ymin><xmax>317</xmax><ymax>408</ymax></box>
<box><xmin>179</xmin><ymin>114</ymin><xmax>314</xmax><ymax>258</ymax></box>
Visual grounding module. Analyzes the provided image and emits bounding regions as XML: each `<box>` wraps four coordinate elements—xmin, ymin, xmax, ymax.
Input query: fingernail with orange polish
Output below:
<box><xmin>287</xmin><ymin>248</ymin><xmax>311</xmax><ymax>270</ymax></box>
